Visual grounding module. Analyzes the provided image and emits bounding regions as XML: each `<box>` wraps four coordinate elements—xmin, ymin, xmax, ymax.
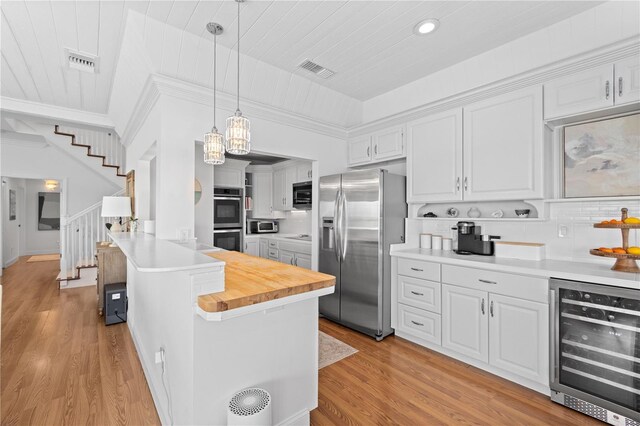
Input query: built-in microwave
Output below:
<box><xmin>293</xmin><ymin>181</ymin><xmax>312</xmax><ymax>210</ymax></box>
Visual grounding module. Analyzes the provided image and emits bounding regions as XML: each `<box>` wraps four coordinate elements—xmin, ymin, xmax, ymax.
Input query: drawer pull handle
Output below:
<box><xmin>411</xmin><ymin>320</ymin><xmax>424</xmax><ymax>327</ymax></box>
<box><xmin>478</xmin><ymin>279</ymin><xmax>497</xmax><ymax>285</ymax></box>
<box><xmin>410</xmin><ymin>267</ymin><xmax>424</xmax><ymax>272</ymax></box>
<box><xmin>410</xmin><ymin>291</ymin><xmax>424</xmax><ymax>296</ymax></box>
<box><xmin>481</xmin><ymin>298</ymin><xmax>485</xmax><ymax>315</ymax></box>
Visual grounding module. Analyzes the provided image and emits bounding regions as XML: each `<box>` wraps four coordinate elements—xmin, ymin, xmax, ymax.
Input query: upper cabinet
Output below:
<box><xmin>407</xmin><ymin>109</ymin><xmax>463</xmax><ymax>203</ymax></box>
<box><xmin>272</xmin><ymin>165</ymin><xmax>297</xmax><ymax>211</ymax></box>
<box><xmin>463</xmin><ymin>86</ymin><xmax>544</xmax><ymax>201</ymax></box>
<box><xmin>252</xmin><ymin>171</ymin><xmax>273</xmax><ymax>218</ymax></box>
<box><xmin>348</xmin><ymin>126</ymin><xmax>405</xmax><ymax>167</ymax></box>
<box><xmin>544</xmin><ymin>56</ymin><xmax>640</xmax><ymax>119</ymax></box>
<box><xmin>295</xmin><ymin>162</ymin><xmax>312</xmax><ymax>183</ymax></box>
<box><xmin>407</xmin><ymin>86</ymin><xmax>545</xmax><ymax>203</ymax></box>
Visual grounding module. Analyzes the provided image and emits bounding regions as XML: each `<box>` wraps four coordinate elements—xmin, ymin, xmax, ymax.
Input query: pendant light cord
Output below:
<box><xmin>213</xmin><ymin>31</ymin><xmax>217</xmax><ymax>128</ymax></box>
<box><xmin>236</xmin><ymin>0</ymin><xmax>240</xmax><ymax>113</ymax></box>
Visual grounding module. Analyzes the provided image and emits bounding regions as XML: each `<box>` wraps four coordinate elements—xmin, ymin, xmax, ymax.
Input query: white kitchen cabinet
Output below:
<box><xmin>615</xmin><ymin>56</ymin><xmax>640</xmax><ymax>106</ymax></box>
<box><xmin>348</xmin><ymin>137</ymin><xmax>372</xmax><ymax>166</ymax></box>
<box><xmin>396</xmin><ymin>304</ymin><xmax>441</xmax><ymax>346</ymax></box>
<box><xmin>544</xmin><ymin>64</ymin><xmax>613</xmax><ymax>119</ymax></box>
<box><xmin>407</xmin><ymin>109</ymin><xmax>462</xmax><ymax>203</ymax></box>
<box><xmin>259</xmin><ymin>239</ymin><xmax>268</xmax><ymax>258</ymax></box>
<box><xmin>442</xmin><ymin>284</ymin><xmax>489</xmax><ymax>363</ymax></box>
<box><xmin>296</xmin><ymin>163</ymin><xmax>312</xmax><ymax>183</ymax></box>
<box><xmin>214</xmin><ymin>166</ymin><xmax>243</xmax><ymax>188</ymax></box>
<box><xmin>279</xmin><ymin>249</ymin><xmax>295</xmax><ymax>266</ymax></box>
<box><xmin>397</xmin><ymin>275</ymin><xmax>441</xmax><ymax>314</ymax></box>
<box><xmin>244</xmin><ymin>236</ymin><xmax>259</xmax><ymax>256</ymax></box>
<box><xmin>294</xmin><ymin>253</ymin><xmax>311</xmax><ymax>269</ymax></box>
<box><xmin>463</xmin><ymin>86</ymin><xmax>544</xmax><ymax>201</ymax></box>
<box><xmin>371</xmin><ymin>126</ymin><xmax>405</xmax><ymax>162</ymax></box>
<box><xmin>272</xmin><ymin>166</ymin><xmax>297</xmax><ymax>211</ymax></box>
<box><xmin>488</xmin><ymin>293</ymin><xmax>548</xmax><ymax>385</ymax></box>
<box><xmin>252</xmin><ymin>172</ymin><xmax>273</xmax><ymax>218</ymax></box>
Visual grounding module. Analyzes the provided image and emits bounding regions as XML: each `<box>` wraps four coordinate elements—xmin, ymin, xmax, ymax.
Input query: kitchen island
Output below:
<box><xmin>109</xmin><ymin>233</ymin><xmax>335</xmax><ymax>425</ymax></box>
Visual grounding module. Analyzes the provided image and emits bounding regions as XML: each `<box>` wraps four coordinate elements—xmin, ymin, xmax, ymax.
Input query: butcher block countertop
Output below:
<box><xmin>198</xmin><ymin>251</ymin><xmax>335</xmax><ymax>313</ymax></box>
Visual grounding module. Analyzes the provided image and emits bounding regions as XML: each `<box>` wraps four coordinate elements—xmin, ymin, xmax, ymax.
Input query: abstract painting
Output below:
<box><xmin>564</xmin><ymin>113</ymin><xmax>640</xmax><ymax>198</ymax></box>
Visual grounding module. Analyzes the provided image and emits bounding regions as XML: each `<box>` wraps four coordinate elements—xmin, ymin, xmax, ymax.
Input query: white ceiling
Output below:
<box><xmin>1</xmin><ymin>1</ymin><xmax>604</xmax><ymax>119</ymax></box>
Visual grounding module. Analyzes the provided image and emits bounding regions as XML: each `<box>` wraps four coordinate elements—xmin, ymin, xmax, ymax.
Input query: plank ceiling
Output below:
<box><xmin>1</xmin><ymin>1</ymin><xmax>603</xmax><ymax>120</ymax></box>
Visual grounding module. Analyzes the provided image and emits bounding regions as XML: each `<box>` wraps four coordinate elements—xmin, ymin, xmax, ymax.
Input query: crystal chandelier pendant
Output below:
<box><xmin>204</xmin><ymin>126</ymin><xmax>225</xmax><ymax>164</ymax></box>
<box><xmin>225</xmin><ymin>111</ymin><xmax>251</xmax><ymax>155</ymax></box>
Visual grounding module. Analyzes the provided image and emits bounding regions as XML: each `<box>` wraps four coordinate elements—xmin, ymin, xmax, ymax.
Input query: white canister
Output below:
<box><xmin>420</xmin><ymin>233</ymin><xmax>432</xmax><ymax>249</ymax></box>
<box><xmin>143</xmin><ymin>220</ymin><xmax>156</xmax><ymax>235</ymax></box>
<box><xmin>431</xmin><ymin>235</ymin><xmax>442</xmax><ymax>250</ymax></box>
<box><xmin>443</xmin><ymin>238</ymin><xmax>453</xmax><ymax>251</ymax></box>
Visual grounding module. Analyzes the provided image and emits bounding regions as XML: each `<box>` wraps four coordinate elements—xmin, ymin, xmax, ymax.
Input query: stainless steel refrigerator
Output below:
<box><xmin>319</xmin><ymin>169</ymin><xmax>406</xmax><ymax>340</ymax></box>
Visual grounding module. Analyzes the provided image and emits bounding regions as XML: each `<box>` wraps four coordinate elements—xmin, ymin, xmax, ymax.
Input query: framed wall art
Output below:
<box><xmin>9</xmin><ymin>189</ymin><xmax>16</xmax><ymax>220</ymax></box>
<box><xmin>564</xmin><ymin>113</ymin><xmax>640</xmax><ymax>198</ymax></box>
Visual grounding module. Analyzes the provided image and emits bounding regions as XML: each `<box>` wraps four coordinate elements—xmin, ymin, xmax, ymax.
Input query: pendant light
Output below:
<box><xmin>225</xmin><ymin>0</ymin><xmax>251</xmax><ymax>155</ymax></box>
<box><xmin>204</xmin><ymin>22</ymin><xmax>225</xmax><ymax>165</ymax></box>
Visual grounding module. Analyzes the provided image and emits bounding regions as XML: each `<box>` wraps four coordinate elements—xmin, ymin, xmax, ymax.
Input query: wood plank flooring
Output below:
<box><xmin>313</xmin><ymin>319</ymin><xmax>600</xmax><ymax>425</ymax></box>
<box><xmin>2</xmin><ymin>257</ymin><xmax>600</xmax><ymax>425</ymax></box>
<box><xmin>1</xmin><ymin>257</ymin><xmax>159</xmax><ymax>425</ymax></box>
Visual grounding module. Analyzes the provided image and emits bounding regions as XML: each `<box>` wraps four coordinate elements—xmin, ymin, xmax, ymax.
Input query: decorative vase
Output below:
<box><xmin>467</xmin><ymin>207</ymin><xmax>481</xmax><ymax>218</ymax></box>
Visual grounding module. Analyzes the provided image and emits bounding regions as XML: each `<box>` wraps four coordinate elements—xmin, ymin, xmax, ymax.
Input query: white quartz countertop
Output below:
<box><xmin>391</xmin><ymin>246</ymin><xmax>640</xmax><ymax>290</ymax></box>
<box><xmin>109</xmin><ymin>232</ymin><xmax>224</xmax><ymax>272</ymax></box>
<box><xmin>244</xmin><ymin>233</ymin><xmax>312</xmax><ymax>244</ymax></box>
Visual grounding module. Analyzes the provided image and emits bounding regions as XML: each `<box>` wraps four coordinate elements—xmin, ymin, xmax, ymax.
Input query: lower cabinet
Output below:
<box><xmin>295</xmin><ymin>253</ymin><xmax>312</xmax><ymax>269</ymax></box>
<box><xmin>260</xmin><ymin>238</ymin><xmax>311</xmax><ymax>269</ymax></box>
<box><xmin>244</xmin><ymin>237</ymin><xmax>259</xmax><ymax>256</ymax></box>
<box><xmin>259</xmin><ymin>240</ymin><xmax>268</xmax><ymax>258</ymax></box>
<box><xmin>397</xmin><ymin>304</ymin><xmax>441</xmax><ymax>345</ymax></box>
<box><xmin>279</xmin><ymin>250</ymin><xmax>295</xmax><ymax>265</ymax></box>
<box><xmin>442</xmin><ymin>284</ymin><xmax>488</xmax><ymax>362</ymax></box>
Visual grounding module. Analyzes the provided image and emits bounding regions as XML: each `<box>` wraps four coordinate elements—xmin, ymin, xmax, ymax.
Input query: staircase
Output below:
<box><xmin>55</xmin><ymin>125</ymin><xmax>128</xmax><ymax>283</ymax></box>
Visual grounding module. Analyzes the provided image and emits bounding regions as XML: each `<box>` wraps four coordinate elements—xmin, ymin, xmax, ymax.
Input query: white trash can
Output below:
<box><xmin>227</xmin><ymin>388</ymin><xmax>272</xmax><ymax>426</ymax></box>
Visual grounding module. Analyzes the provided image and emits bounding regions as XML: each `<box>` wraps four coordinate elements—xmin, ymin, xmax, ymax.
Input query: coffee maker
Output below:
<box><xmin>454</xmin><ymin>221</ymin><xmax>500</xmax><ymax>256</ymax></box>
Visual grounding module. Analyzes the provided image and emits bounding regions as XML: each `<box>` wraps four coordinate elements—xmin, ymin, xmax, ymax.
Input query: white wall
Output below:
<box><xmin>2</xmin><ymin>177</ymin><xmax>25</xmax><ymax>266</ymax></box>
<box><xmin>362</xmin><ymin>1</ymin><xmax>640</xmax><ymax>123</ymax></box>
<box><xmin>24</xmin><ymin>179</ymin><xmax>60</xmax><ymax>255</ymax></box>
<box><xmin>194</xmin><ymin>143</ymin><xmax>213</xmax><ymax>246</ymax></box>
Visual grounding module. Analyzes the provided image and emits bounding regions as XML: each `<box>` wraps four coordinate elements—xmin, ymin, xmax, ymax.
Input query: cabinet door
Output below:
<box><xmin>544</xmin><ymin>64</ymin><xmax>614</xmax><ymax>119</ymax></box>
<box><xmin>489</xmin><ymin>294</ymin><xmax>548</xmax><ymax>385</ymax></box>
<box><xmin>296</xmin><ymin>163</ymin><xmax>312</xmax><ymax>182</ymax></box>
<box><xmin>259</xmin><ymin>240</ymin><xmax>269</xmax><ymax>258</ymax></box>
<box><xmin>442</xmin><ymin>284</ymin><xmax>488</xmax><ymax>362</ymax></box>
<box><xmin>283</xmin><ymin>166</ymin><xmax>297</xmax><ymax>210</ymax></box>
<box><xmin>272</xmin><ymin>169</ymin><xmax>285</xmax><ymax>211</ymax></box>
<box><xmin>463</xmin><ymin>86</ymin><xmax>544</xmax><ymax>201</ymax></box>
<box><xmin>244</xmin><ymin>239</ymin><xmax>259</xmax><ymax>256</ymax></box>
<box><xmin>348</xmin><ymin>137</ymin><xmax>372</xmax><ymax>166</ymax></box>
<box><xmin>372</xmin><ymin>126</ymin><xmax>404</xmax><ymax>161</ymax></box>
<box><xmin>279</xmin><ymin>250</ymin><xmax>295</xmax><ymax>266</ymax></box>
<box><xmin>214</xmin><ymin>167</ymin><xmax>243</xmax><ymax>188</ymax></box>
<box><xmin>253</xmin><ymin>172</ymin><xmax>273</xmax><ymax>218</ymax></box>
<box><xmin>294</xmin><ymin>253</ymin><xmax>311</xmax><ymax>269</ymax></box>
<box><xmin>407</xmin><ymin>109</ymin><xmax>462</xmax><ymax>203</ymax></box>
<box><xmin>615</xmin><ymin>56</ymin><xmax>640</xmax><ymax>106</ymax></box>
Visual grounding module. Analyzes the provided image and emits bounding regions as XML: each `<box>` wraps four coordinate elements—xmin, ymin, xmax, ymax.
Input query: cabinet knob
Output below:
<box><xmin>374</xmin><ymin>144</ymin><xmax>378</xmax><ymax>155</ymax></box>
<box><xmin>367</xmin><ymin>146</ymin><xmax>370</xmax><ymax>157</ymax></box>
<box><xmin>481</xmin><ymin>298</ymin><xmax>485</xmax><ymax>315</ymax></box>
<box><xmin>464</xmin><ymin>177</ymin><xmax>469</xmax><ymax>192</ymax></box>
<box><xmin>605</xmin><ymin>80</ymin><xmax>610</xmax><ymax>100</ymax></box>
<box><xmin>490</xmin><ymin>300</ymin><xmax>494</xmax><ymax>317</ymax></box>
<box><xmin>456</xmin><ymin>177</ymin><xmax>460</xmax><ymax>192</ymax></box>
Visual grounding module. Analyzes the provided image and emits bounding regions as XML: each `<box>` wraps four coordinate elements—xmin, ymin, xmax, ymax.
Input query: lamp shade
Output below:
<box><xmin>101</xmin><ymin>196</ymin><xmax>132</xmax><ymax>218</ymax></box>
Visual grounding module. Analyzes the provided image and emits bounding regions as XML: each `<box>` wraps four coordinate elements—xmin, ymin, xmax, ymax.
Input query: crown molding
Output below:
<box><xmin>0</xmin><ymin>97</ymin><xmax>115</xmax><ymax>130</ymax></box>
<box><xmin>348</xmin><ymin>37</ymin><xmax>640</xmax><ymax>138</ymax></box>
<box><xmin>120</xmin><ymin>73</ymin><xmax>349</xmax><ymax>146</ymax></box>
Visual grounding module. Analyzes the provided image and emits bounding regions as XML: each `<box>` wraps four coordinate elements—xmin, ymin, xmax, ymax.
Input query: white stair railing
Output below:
<box><xmin>57</xmin><ymin>125</ymin><xmax>126</xmax><ymax>175</ymax></box>
<box><xmin>59</xmin><ymin>189</ymin><xmax>125</xmax><ymax>279</ymax></box>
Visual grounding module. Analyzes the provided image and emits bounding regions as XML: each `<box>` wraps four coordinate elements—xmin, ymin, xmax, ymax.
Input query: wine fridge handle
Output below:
<box><xmin>549</xmin><ymin>288</ymin><xmax>559</xmax><ymax>385</ymax></box>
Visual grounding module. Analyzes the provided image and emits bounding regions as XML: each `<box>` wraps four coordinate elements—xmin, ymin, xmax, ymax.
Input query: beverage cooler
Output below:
<box><xmin>550</xmin><ymin>278</ymin><xmax>640</xmax><ymax>424</ymax></box>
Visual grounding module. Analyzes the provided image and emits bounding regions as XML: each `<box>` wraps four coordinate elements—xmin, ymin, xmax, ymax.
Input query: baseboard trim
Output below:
<box><xmin>3</xmin><ymin>257</ymin><xmax>18</xmax><ymax>268</ymax></box>
<box><xmin>277</xmin><ymin>409</ymin><xmax>310</xmax><ymax>426</ymax></box>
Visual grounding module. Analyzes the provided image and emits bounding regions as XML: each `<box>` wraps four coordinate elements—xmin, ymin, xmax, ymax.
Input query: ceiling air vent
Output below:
<box><xmin>65</xmin><ymin>49</ymin><xmax>99</xmax><ymax>73</ymax></box>
<box><xmin>297</xmin><ymin>59</ymin><xmax>335</xmax><ymax>79</ymax></box>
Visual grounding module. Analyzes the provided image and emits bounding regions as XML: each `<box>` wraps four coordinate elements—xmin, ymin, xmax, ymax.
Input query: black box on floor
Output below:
<box><xmin>104</xmin><ymin>282</ymin><xmax>127</xmax><ymax>325</ymax></box>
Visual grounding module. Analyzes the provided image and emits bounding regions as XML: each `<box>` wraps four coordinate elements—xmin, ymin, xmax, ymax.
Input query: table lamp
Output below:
<box><xmin>101</xmin><ymin>196</ymin><xmax>132</xmax><ymax>233</ymax></box>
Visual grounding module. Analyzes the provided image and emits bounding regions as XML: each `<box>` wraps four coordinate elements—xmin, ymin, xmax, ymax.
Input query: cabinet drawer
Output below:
<box><xmin>397</xmin><ymin>304</ymin><xmax>441</xmax><ymax>345</ymax></box>
<box><xmin>268</xmin><ymin>240</ymin><xmax>278</xmax><ymax>248</ymax></box>
<box><xmin>441</xmin><ymin>265</ymin><xmax>547</xmax><ymax>303</ymax></box>
<box><xmin>398</xmin><ymin>276</ymin><xmax>441</xmax><ymax>313</ymax></box>
<box><xmin>397</xmin><ymin>258</ymin><xmax>440</xmax><ymax>281</ymax></box>
<box><xmin>268</xmin><ymin>248</ymin><xmax>279</xmax><ymax>259</ymax></box>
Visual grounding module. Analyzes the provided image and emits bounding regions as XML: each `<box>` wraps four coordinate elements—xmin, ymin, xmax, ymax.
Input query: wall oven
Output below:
<box><xmin>213</xmin><ymin>229</ymin><xmax>242</xmax><ymax>252</ymax></box>
<box><xmin>213</xmin><ymin>187</ymin><xmax>243</xmax><ymax>229</ymax></box>
<box><xmin>550</xmin><ymin>278</ymin><xmax>640</xmax><ymax>424</ymax></box>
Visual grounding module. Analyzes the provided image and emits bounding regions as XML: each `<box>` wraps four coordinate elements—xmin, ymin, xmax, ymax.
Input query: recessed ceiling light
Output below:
<box><xmin>414</xmin><ymin>19</ymin><xmax>440</xmax><ymax>35</ymax></box>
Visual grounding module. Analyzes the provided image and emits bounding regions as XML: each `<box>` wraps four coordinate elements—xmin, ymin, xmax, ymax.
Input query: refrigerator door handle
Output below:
<box><xmin>340</xmin><ymin>191</ymin><xmax>349</xmax><ymax>262</ymax></box>
<box><xmin>333</xmin><ymin>190</ymin><xmax>341</xmax><ymax>262</ymax></box>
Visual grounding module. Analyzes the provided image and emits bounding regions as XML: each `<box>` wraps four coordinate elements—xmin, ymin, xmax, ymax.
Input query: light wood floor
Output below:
<box><xmin>2</xmin><ymin>257</ymin><xmax>599</xmax><ymax>425</ymax></box>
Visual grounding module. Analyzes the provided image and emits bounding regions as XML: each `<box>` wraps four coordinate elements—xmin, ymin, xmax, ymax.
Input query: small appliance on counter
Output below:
<box><xmin>247</xmin><ymin>219</ymin><xmax>279</xmax><ymax>234</ymax></box>
<box><xmin>454</xmin><ymin>221</ymin><xmax>500</xmax><ymax>256</ymax></box>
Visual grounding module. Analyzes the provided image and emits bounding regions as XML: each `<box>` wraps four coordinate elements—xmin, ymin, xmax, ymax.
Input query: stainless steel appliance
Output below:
<box><xmin>213</xmin><ymin>187</ymin><xmax>243</xmax><ymax>229</ymax></box>
<box><xmin>248</xmin><ymin>219</ymin><xmax>279</xmax><ymax>234</ymax></box>
<box><xmin>319</xmin><ymin>169</ymin><xmax>406</xmax><ymax>340</ymax></box>
<box><xmin>213</xmin><ymin>229</ymin><xmax>242</xmax><ymax>251</ymax></box>
<box><xmin>550</xmin><ymin>278</ymin><xmax>640</xmax><ymax>424</ymax></box>
<box><xmin>293</xmin><ymin>181</ymin><xmax>312</xmax><ymax>210</ymax></box>
<box><xmin>454</xmin><ymin>221</ymin><xmax>500</xmax><ymax>255</ymax></box>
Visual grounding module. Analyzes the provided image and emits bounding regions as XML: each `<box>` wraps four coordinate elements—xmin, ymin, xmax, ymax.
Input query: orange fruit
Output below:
<box><xmin>599</xmin><ymin>247</ymin><xmax>613</xmax><ymax>253</ymax></box>
<box><xmin>600</xmin><ymin>220</ymin><xmax>610</xmax><ymax>225</ymax></box>
<box><xmin>612</xmin><ymin>248</ymin><xmax>627</xmax><ymax>254</ymax></box>
<box><xmin>610</xmin><ymin>219</ymin><xmax>620</xmax><ymax>224</ymax></box>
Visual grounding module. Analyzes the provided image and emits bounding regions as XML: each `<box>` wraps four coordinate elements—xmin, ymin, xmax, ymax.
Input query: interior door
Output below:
<box><xmin>339</xmin><ymin>169</ymin><xmax>382</xmax><ymax>336</ymax></box>
<box><xmin>318</xmin><ymin>174</ymin><xmax>341</xmax><ymax>321</ymax></box>
<box><xmin>442</xmin><ymin>284</ymin><xmax>489</xmax><ymax>362</ymax></box>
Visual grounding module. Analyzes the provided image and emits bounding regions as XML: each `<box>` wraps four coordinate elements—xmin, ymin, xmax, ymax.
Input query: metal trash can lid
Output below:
<box><xmin>228</xmin><ymin>388</ymin><xmax>271</xmax><ymax>417</ymax></box>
